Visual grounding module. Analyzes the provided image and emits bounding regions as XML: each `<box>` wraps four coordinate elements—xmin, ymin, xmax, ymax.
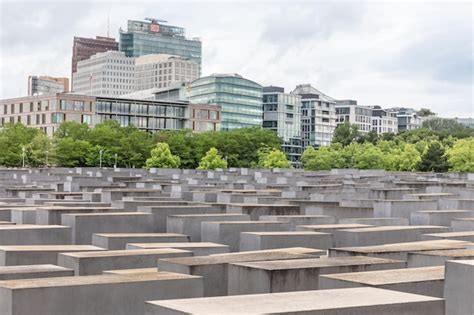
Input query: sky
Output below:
<box><xmin>0</xmin><ymin>0</ymin><xmax>472</xmax><ymax>118</ymax></box>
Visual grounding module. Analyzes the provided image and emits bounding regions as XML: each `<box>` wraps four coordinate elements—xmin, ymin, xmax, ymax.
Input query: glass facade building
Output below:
<box><xmin>263</xmin><ymin>86</ymin><xmax>302</xmax><ymax>165</ymax></box>
<box><xmin>188</xmin><ymin>74</ymin><xmax>263</xmax><ymax>130</ymax></box>
<box><xmin>119</xmin><ymin>19</ymin><xmax>202</xmax><ymax>71</ymax></box>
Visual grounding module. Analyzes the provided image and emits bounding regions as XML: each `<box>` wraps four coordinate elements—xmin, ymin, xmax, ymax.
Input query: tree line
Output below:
<box><xmin>0</xmin><ymin>121</ymin><xmax>290</xmax><ymax>169</ymax></box>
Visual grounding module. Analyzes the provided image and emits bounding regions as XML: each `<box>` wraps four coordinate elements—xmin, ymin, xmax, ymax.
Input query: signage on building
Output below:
<box><xmin>150</xmin><ymin>23</ymin><xmax>160</xmax><ymax>33</ymax></box>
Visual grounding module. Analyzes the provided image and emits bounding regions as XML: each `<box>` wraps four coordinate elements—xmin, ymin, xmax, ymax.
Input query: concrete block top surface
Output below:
<box><xmin>340</xmin><ymin>225</ymin><xmax>450</xmax><ymax>232</ymax></box>
<box><xmin>146</xmin><ymin>287</ymin><xmax>442</xmax><ymax>314</ymax></box>
<box><xmin>0</xmin><ymin>224</ymin><xmax>69</xmax><ymax>230</ymax></box>
<box><xmin>446</xmin><ymin>259</ymin><xmax>474</xmax><ymax>266</ymax></box>
<box><xmin>94</xmin><ymin>233</ymin><xmax>187</xmax><ymax>238</ymax></box>
<box><xmin>167</xmin><ymin>214</ymin><xmax>247</xmax><ymax>218</ymax></box>
<box><xmin>424</xmin><ymin>231</ymin><xmax>474</xmax><ymax>238</ymax></box>
<box><xmin>62</xmin><ymin>212</ymin><xmax>150</xmax><ymax>217</ymax></box>
<box><xmin>410</xmin><ymin>249</ymin><xmax>474</xmax><ymax>257</ymax></box>
<box><xmin>230</xmin><ymin>256</ymin><xmax>404</xmax><ymax>271</ymax></box>
<box><xmin>60</xmin><ymin>248</ymin><xmax>191</xmax><ymax>258</ymax></box>
<box><xmin>159</xmin><ymin>248</ymin><xmax>322</xmax><ymax>266</ymax></box>
<box><xmin>0</xmin><ymin>271</ymin><xmax>200</xmax><ymax>289</ymax></box>
<box><xmin>102</xmin><ymin>267</ymin><xmax>158</xmax><ymax>275</ymax></box>
<box><xmin>334</xmin><ymin>240</ymin><xmax>470</xmax><ymax>253</ymax></box>
<box><xmin>0</xmin><ymin>245</ymin><xmax>104</xmax><ymax>252</ymax></box>
<box><xmin>0</xmin><ymin>264</ymin><xmax>73</xmax><ymax>275</ymax></box>
<box><xmin>240</xmin><ymin>231</ymin><xmax>331</xmax><ymax>236</ymax></box>
<box><xmin>298</xmin><ymin>224</ymin><xmax>372</xmax><ymax>229</ymax></box>
<box><xmin>127</xmin><ymin>242</ymin><xmax>228</xmax><ymax>249</ymax></box>
<box><xmin>320</xmin><ymin>266</ymin><xmax>444</xmax><ymax>285</ymax></box>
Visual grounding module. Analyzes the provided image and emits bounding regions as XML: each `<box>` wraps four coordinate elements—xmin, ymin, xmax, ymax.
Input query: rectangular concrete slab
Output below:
<box><xmin>259</xmin><ymin>215</ymin><xmax>336</xmax><ymax>230</ymax></box>
<box><xmin>444</xmin><ymin>260</ymin><xmax>474</xmax><ymax>315</ymax></box>
<box><xmin>407</xmin><ymin>249</ymin><xmax>474</xmax><ymax>267</ymax></box>
<box><xmin>58</xmin><ymin>248</ymin><xmax>192</xmax><ymax>275</ymax></box>
<box><xmin>157</xmin><ymin>247</ymin><xmax>324</xmax><ymax>297</ymax></box>
<box><xmin>0</xmin><ymin>271</ymin><xmax>203</xmax><ymax>315</ymax></box>
<box><xmin>0</xmin><ymin>245</ymin><xmax>104</xmax><ymax>266</ymax></box>
<box><xmin>239</xmin><ymin>231</ymin><xmax>332</xmax><ymax>251</ymax></box>
<box><xmin>166</xmin><ymin>214</ymin><xmax>250</xmax><ymax>242</ymax></box>
<box><xmin>319</xmin><ymin>266</ymin><xmax>445</xmax><ymax>297</ymax></box>
<box><xmin>0</xmin><ymin>225</ymin><xmax>71</xmax><ymax>245</ymax></box>
<box><xmin>92</xmin><ymin>233</ymin><xmax>190</xmax><ymax>250</ymax></box>
<box><xmin>0</xmin><ymin>264</ymin><xmax>74</xmax><ymax>280</ymax></box>
<box><xmin>228</xmin><ymin>256</ymin><xmax>406</xmax><ymax>295</ymax></box>
<box><xmin>422</xmin><ymin>231</ymin><xmax>474</xmax><ymax>242</ymax></box>
<box><xmin>61</xmin><ymin>212</ymin><xmax>155</xmax><ymax>244</ymax></box>
<box><xmin>126</xmin><ymin>242</ymin><xmax>230</xmax><ymax>256</ymax></box>
<box><xmin>145</xmin><ymin>287</ymin><xmax>444</xmax><ymax>315</ymax></box>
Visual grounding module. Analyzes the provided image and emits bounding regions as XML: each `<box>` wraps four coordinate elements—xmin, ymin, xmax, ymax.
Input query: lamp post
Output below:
<box><xmin>22</xmin><ymin>147</ymin><xmax>26</xmax><ymax>168</ymax></box>
<box><xmin>114</xmin><ymin>153</ymin><xmax>118</xmax><ymax>169</ymax></box>
<box><xmin>99</xmin><ymin>149</ymin><xmax>104</xmax><ymax>168</ymax></box>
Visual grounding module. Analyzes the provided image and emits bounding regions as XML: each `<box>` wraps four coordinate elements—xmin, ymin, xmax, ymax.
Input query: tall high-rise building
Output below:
<box><xmin>119</xmin><ymin>18</ymin><xmax>202</xmax><ymax>71</ymax></box>
<box><xmin>71</xmin><ymin>36</ymin><xmax>119</xmax><ymax>85</ymax></box>
<box><xmin>188</xmin><ymin>74</ymin><xmax>262</xmax><ymax>130</ymax></box>
<box><xmin>28</xmin><ymin>76</ymin><xmax>69</xmax><ymax>95</ymax></box>
<box><xmin>72</xmin><ymin>51</ymin><xmax>199</xmax><ymax>97</ymax></box>
<box><xmin>292</xmin><ymin>84</ymin><xmax>337</xmax><ymax>148</ymax></box>
<box><xmin>263</xmin><ymin>86</ymin><xmax>302</xmax><ymax>165</ymax></box>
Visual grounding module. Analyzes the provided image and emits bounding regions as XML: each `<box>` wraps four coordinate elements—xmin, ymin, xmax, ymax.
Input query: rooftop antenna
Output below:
<box><xmin>107</xmin><ymin>9</ymin><xmax>110</xmax><ymax>37</ymax></box>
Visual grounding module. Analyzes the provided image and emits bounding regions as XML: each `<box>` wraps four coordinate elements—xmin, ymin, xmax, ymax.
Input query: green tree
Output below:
<box><xmin>332</xmin><ymin>122</ymin><xmax>360</xmax><ymax>146</ymax></box>
<box><xmin>55</xmin><ymin>138</ymin><xmax>92</xmax><ymax>167</ymax></box>
<box><xmin>301</xmin><ymin>145</ymin><xmax>347</xmax><ymax>170</ymax></box>
<box><xmin>197</xmin><ymin>147</ymin><xmax>227</xmax><ymax>170</ymax></box>
<box><xmin>446</xmin><ymin>138</ymin><xmax>474</xmax><ymax>172</ymax></box>
<box><xmin>27</xmin><ymin>132</ymin><xmax>55</xmax><ymax>167</ymax></box>
<box><xmin>258</xmin><ymin>148</ymin><xmax>291</xmax><ymax>169</ymax></box>
<box><xmin>417</xmin><ymin>108</ymin><xmax>436</xmax><ymax>117</ymax></box>
<box><xmin>392</xmin><ymin>143</ymin><xmax>421</xmax><ymax>171</ymax></box>
<box><xmin>417</xmin><ymin>142</ymin><xmax>450</xmax><ymax>172</ymax></box>
<box><xmin>353</xmin><ymin>143</ymin><xmax>385</xmax><ymax>169</ymax></box>
<box><xmin>54</xmin><ymin>121</ymin><xmax>89</xmax><ymax>140</ymax></box>
<box><xmin>145</xmin><ymin>143</ymin><xmax>181</xmax><ymax>169</ymax></box>
<box><xmin>358</xmin><ymin>130</ymin><xmax>379</xmax><ymax>144</ymax></box>
<box><xmin>0</xmin><ymin>123</ymin><xmax>39</xmax><ymax>166</ymax></box>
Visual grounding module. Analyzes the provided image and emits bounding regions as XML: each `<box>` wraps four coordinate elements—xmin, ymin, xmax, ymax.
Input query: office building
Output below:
<box><xmin>73</xmin><ymin>51</ymin><xmax>135</xmax><ymax>97</ymax></box>
<box><xmin>135</xmin><ymin>54</ymin><xmax>199</xmax><ymax>91</ymax></box>
<box><xmin>0</xmin><ymin>93</ymin><xmax>95</xmax><ymax>136</ymax></box>
<box><xmin>119</xmin><ymin>18</ymin><xmax>202</xmax><ymax>70</ymax></box>
<box><xmin>188</xmin><ymin>74</ymin><xmax>263</xmax><ymax>130</ymax></box>
<box><xmin>73</xmin><ymin>52</ymin><xmax>198</xmax><ymax>97</ymax></box>
<box><xmin>1</xmin><ymin>93</ymin><xmax>220</xmax><ymax>135</ymax></box>
<box><xmin>263</xmin><ymin>86</ymin><xmax>302</xmax><ymax>164</ymax></box>
<box><xmin>28</xmin><ymin>76</ymin><xmax>69</xmax><ymax>95</ymax></box>
<box><xmin>71</xmin><ymin>36</ymin><xmax>119</xmax><ymax>85</ymax></box>
<box><xmin>371</xmin><ymin>106</ymin><xmax>398</xmax><ymax>134</ymax></box>
<box><xmin>335</xmin><ymin>100</ymin><xmax>372</xmax><ymax>134</ymax></box>
<box><xmin>455</xmin><ymin>117</ymin><xmax>474</xmax><ymax>129</ymax></box>
<box><xmin>292</xmin><ymin>84</ymin><xmax>337</xmax><ymax>148</ymax></box>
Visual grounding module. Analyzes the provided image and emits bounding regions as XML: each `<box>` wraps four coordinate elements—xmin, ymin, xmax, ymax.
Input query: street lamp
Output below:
<box><xmin>21</xmin><ymin>147</ymin><xmax>26</xmax><ymax>168</ymax></box>
<box><xmin>99</xmin><ymin>149</ymin><xmax>104</xmax><ymax>168</ymax></box>
<box><xmin>114</xmin><ymin>153</ymin><xmax>118</xmax><ymax>169</ymax></box>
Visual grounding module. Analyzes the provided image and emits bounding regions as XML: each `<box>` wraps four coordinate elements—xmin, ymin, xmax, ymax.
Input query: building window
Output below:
<box><xmin>82</xmin><ymin>114</ymin><xmax>92</xmax><ymax>125</ymax></box>
<box><xmin>51</xmin><ymin>112</ymin><xmax>65</xmax><ymax>124</ymax></box>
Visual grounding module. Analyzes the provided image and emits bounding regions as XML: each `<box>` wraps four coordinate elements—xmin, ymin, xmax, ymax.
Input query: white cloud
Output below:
<box><xmin>0</xmin><ymin>0</ymin><xmax>472</xmax><ymax>117</ymax></box>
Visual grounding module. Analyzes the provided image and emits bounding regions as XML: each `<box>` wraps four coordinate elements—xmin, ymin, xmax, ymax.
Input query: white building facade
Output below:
<box><xmin>73</xmin><ymin>51</ymin><xmax>198</xmax><ymax>97</ymax></box>
<box><xmin>335</xmin><ymin>100</ymin><xmax>372</xmax><ymax>134</ymax></box>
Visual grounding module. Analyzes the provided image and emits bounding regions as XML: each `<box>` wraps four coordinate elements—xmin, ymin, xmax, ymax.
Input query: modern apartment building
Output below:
<box><xmin>1</xmin><ymin>93</ymin><xmax>220</xmax><ymax>135</ymax></box>
<box><xmin>292</xmin><ymin>84</ymin><xmax>336</xmax><ymax>148</ymax></box>
<box><xmin>263</xmin><ymin>86</ymin><xmax>302</xmax><ymax>164</ymax></box>
<box><xmin>119</xmin><ymin>18</ymin><xmax>202</xmax><ymax>70</ymax></box>
<box><xmin>28</xmin><ymin>76</ymin><xmax>69</xmax><ymax>96</ymax></box>
<box><xmin>388</xmin><ymin>107</ymin><xmax>422</xmax><ymax>132</ymax></box>
<box><xmin>371</xmin><ymin>106</ymin><xmax>398</xmax><ymax>134</ymax></box>
<box><xmin>188</xmin><ymin>74</ymin><xmax>263</xmax><ymax>130</ymax></box>
<box><xmin>71</xmin><ymin>36</ymin><xmax>119</xmax><ymax>86</ymax></box>
<box><xmin>335</xmin><ymin>100</ymin><xmax>372</xmax><ymax>134</ymax></box>
<box><xmin>73</xmin><ymin>52</ymin><xmax>198</xmax><ymax>97</ymax></box>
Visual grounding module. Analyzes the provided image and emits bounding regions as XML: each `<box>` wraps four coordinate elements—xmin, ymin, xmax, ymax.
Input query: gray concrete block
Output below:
<box><xmin>0</xmin><ymin>271</ymin><xmax>203</xmax><ymax>315</ymax></box>
<box><xmin>319</xmin><ymin>266</ymin><xmax>445</xmax><ymax>297</ymax></box>
<box><xmin>410</xmin><ymin>210</ymin><xmax>474</xmax><ymax>226</ymax></box>
<box><xmin>201</xmin><ymin>221</ymin><xmax>291</xmax><ymax>252</ymax></box>
<box><xmin>407</xmin><ymin>249</ymin><xmax>474</xmax><ymax>267</ymax></box>
<box><xmin>0</xmin><ymin>264</ymin><xmax>74</xmax><ymax>280</ymax></box>
<box><xmin>145</xmin><ymin>287</ymin><xmax>444</xmax><ymax>315</ymax></box>
<box><xmin>126</xmin><ymin>242</ymin><xmax>230</xmax><ymax>256</ymax></box>
<box><xmin>259</xmin><ymin>215</ymin><xmax>335</xmax><ymax>230</ymax></box>
<box><xmin>92</xmin><ymin>233</ymin><xmax>190</xmax><ymax>250</ymax></box>
<box><xmin>239</xmin><ymin>231</ymin><xmax>332</xmax><ymax>251</ymax></box>
<box><xmin>228</xmin><ymin>256</ymin><xmax>406</xmax><ymax>295</ymax></box>
<box><xmin>0</xmin><ymin>225</ymin><xmax>71</xmax><ymax>245</ymax></box>
<box><xmin>58</xmin><ymin>248</ymin><xmax>192</xmax><ymax>275</ymax></box>
<box><xmin>167</xmin><ymin>214</ymin><xmax>250</xmax><ymax>242</ymax></box>
<box><xmin>444</xmin><ymin>260</ymin><xmax>474</xmax><ymax>315</ymax></box>
<box><xmin>61</xmin><ymin>212</ymin><xmax>155</xmax><ymax>244</ymax></box>
<box><xmin>451</xmin><ymin>218</ymin><xmax>474</xmax><ymax>231</ymax></box>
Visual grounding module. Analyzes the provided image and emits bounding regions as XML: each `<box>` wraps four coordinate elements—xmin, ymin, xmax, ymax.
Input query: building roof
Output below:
<box><xmin>291</xmin><ymin>84</ymin><xmax>335</xmax><ymax>102</ymax></box>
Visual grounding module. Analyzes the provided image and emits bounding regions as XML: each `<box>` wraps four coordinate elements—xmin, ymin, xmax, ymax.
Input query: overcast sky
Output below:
<box><xmin>0</xmin><ymin>0</ymin><xmax>472</xmax><ymax>117</ymax></box>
